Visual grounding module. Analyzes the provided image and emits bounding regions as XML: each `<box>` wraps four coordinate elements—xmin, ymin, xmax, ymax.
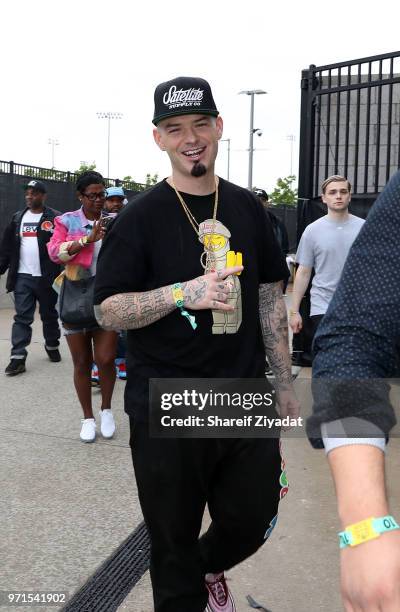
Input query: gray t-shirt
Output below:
<box><xmin>296</xmin><ymin>214</ymin><xmax>364</xmax><ymax>316</ymax></box>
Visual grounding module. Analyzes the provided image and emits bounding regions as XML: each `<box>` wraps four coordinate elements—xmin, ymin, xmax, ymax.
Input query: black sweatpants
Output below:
<box><xmin>130</xmin><ymin>419</ymin><xmax>285</xmax><ymax>612</ymax></box>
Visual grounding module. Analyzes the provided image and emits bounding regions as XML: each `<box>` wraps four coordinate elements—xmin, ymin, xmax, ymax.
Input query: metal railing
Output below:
<box><xmin>0</xmin><ymin>160</ymin><xmax>146</xmax><ymax>192</ymax></box>
<box><xmin>299</xmin><ymin>51</ymin><xmax>400</xmax><ymax>200</ymax></box>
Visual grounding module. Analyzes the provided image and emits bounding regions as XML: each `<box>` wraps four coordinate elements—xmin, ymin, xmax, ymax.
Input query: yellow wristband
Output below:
<box><xmin>289</xmin><ymin>310</ymin><xmax>299</xmax><ymax>316</ymax></box>
<box><xmin>172</xmin><ymin>285</ymin><xmax>184</xmax><ymax>307</ymax></box>
<box><xmin>339</xmin><ymin>515</ymin><xmax>400</xmax><ymax>548</ymax></box>
<box><xmin>171</xmin><ymin>283</ymin><xmax>197</xmax><ymax>330</ymax></box>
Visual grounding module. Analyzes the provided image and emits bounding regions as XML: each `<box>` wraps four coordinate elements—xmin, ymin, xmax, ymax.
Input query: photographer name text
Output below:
<box><xmin>160</xmin><ymin>415</ymin><xmax>303</xmax><ymax>428</ymax></box>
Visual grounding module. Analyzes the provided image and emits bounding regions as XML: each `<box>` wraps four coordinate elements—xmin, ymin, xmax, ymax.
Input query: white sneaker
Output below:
<box><xmin>80</xmin><ymin>418</ymin><xmax>96</xmax><ymax>443</ymax></box>
<box><xmin>100</xmin><ymin>409</ymin><xmax>115</xmax><ymax>439</ymax></box>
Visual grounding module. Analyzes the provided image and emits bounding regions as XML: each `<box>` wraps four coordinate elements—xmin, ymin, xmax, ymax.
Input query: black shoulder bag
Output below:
<box><xmin>59</xmin><ymin>276</ymin><xmax>97</xmax><ymax>327</ymax></box>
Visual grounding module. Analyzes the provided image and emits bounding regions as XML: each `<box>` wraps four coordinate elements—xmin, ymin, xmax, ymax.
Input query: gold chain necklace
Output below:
<box><xmin>171</xmin><ymin>177</ymin><xmax>220</xmax><ymax>272</ymax></box>
<box><xmin>170</xmin><ymin>176</ymin><xmax>219</xmax><ymax>237</ymax></box>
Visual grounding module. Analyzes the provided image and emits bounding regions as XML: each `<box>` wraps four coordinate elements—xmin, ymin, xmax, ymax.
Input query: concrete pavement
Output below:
<box><xmin>1</xmin><ymin>305</ymin><xmax>399</xmax><ymax>612</ymax></box>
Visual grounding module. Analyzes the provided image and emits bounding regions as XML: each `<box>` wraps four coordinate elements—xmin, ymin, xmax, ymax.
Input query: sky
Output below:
<box><xmin>2</xmin><ymin>0</ymin><xmax>399</xmax><ymax>194</ymax></box>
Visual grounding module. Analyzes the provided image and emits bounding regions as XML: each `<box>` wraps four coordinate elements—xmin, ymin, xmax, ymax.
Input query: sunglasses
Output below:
<box><xmin>83</xmin><ymin>191</ymin><xmax>107</xmax><ymax>202</ymax></box>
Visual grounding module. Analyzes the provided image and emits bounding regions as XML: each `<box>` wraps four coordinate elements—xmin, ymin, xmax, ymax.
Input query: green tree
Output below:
<box><xmin>120</xmin><ymin>173</ymin><xmax>158</xmax><ymax>192</ymax></box>
<box><xmin>269</xmin><ymin>175</ymin><xmax>298</xmax><ymax>206</ymax></box>
<box><xmin>75</xmin><ymin>161</ymin><xmax>96</xmax><ymax>175</ymax></box>
<box><xmin>145</xmin><ymin>173</ymin><xmax>158</xmax><ymax>187</ymax></box>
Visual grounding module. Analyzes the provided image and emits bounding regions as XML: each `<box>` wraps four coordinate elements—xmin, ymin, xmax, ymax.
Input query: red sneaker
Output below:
<box><xmin>205</xmin><ymin>573</ymin><xmax>236</xmax><ymax>612</ymax></box>
<box><xmin>115</xmin><ymin>358</ymin><xmax>127</xmax><ymax>380</ymax></box>
<box><xmin>91</xmin><ymin>363</ymin><xmax>100</xmax><ymax>387</ymax></box>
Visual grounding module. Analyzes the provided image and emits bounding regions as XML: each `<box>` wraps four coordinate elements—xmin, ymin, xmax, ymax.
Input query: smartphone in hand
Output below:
<box><xmin>100</xmin><ymin>213</ymin><xmax>117</xmax><ymax>230</ymax></box>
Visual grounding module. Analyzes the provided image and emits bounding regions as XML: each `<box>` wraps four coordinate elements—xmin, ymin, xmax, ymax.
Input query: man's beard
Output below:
<box><xmin>191</xmin><ymin>162</ymin><xmax>207</xmax><ymax>177</ymax></box>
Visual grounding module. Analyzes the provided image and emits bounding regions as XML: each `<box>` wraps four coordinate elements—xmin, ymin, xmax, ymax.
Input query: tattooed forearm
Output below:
<box><xmin>95</xmin><ymin>285</ymin><xmax>176</xmax><ymax>330</ymax></box>
<box><xmin>95</xmin><ymin>271</ymin><xmax>230</xmax><ymax>330</ymax></box>
<box><xmin>259</xmin><ymin>282</ymin><xmax>292</xmax><ymax>385</ymax></box>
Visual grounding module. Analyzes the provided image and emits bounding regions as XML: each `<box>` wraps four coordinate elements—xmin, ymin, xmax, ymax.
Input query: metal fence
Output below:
<box><xmin>294</xmin><ymin>51</ymin><xmax>400</xmax><ymax>365</ymax></box>
<box><xmin>0</xmin><ymin>159</ymin><xmax>298</xmax><ymax>252</ymax></box>
<box><xmin>299</xmin><ymin>50</ymin><xmax>400</xmax><ymax>202</ymax></box>
<box><xmin>0</xmin><ymin>160</ymin><xmax>146</xmax><ymax>192</ymax></box>
<box><xmin>0</xmin><ymin>160</ymin><xmax>145</xmax><ymax>238</ymax></box>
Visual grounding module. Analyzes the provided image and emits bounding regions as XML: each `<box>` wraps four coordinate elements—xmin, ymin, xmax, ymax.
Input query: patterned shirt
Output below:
<box><xmin>307</xmin><ymin>171</ymin><xmax>400</xmax><ymax>448</ymax></box>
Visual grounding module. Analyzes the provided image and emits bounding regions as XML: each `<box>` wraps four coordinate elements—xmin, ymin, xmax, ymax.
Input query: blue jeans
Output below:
<box><xmin>11</xmin><ymin>273</ymin><xmax>60</xmax><ymax>359</ymax></box>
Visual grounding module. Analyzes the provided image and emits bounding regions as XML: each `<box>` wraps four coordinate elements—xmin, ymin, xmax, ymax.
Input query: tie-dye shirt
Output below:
<box><xmin>47</xmin><ymin>207</ymin><xmax>97</xmax><ymax>273</ymax></box>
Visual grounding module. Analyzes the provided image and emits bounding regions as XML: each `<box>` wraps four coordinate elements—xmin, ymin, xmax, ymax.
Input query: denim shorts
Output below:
<box><xmin>63</xmin><ymin>324</ymin><xmax>101</xmax><ymax>336</ymax></box>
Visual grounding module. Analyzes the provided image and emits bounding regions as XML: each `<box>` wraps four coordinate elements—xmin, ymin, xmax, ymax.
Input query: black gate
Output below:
<box><xmin>298</xmin><ymin>50</ymin><xmax>400</xmax><ymax>235</ymax></box>
<box><xmin>294</xmin><ymin>51</ymin><xmax>400</xmax><ymax>365</ymax></box>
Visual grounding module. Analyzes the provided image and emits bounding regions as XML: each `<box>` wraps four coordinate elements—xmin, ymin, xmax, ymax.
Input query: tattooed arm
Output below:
<box><xmin>94</xmin><ymin>285</ymin><xmax>176</xmax><ymax>330</ymax></box>
<box><xmin>95</xmin><ymin>266</ymin><xmax>242</xmax><ymax>330</ymax></box>
<box><xmin>259</xmin><ymin>282</ymin><xmax>300</xmax><ymax>419</ymax></box>
<box><xmin>259</xmin><ymin>282</ymin><xmax>291</xmax><ymax>383</ymax></box>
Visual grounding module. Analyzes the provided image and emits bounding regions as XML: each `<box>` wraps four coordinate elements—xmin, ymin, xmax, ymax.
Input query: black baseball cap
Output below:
<box><xmin>253</xmin><ymin>188</ymin><xmax>268</xmax><ymax>200</ymax></box>
<box><xmin>153</xmin><ymin>76</ymin><xmax>219</xmax><ymax>126</ymax></box>
<box><xmin>23</xmin><ymin>179</ymin><xmax>47</xmax><ymax>193</ymax></box>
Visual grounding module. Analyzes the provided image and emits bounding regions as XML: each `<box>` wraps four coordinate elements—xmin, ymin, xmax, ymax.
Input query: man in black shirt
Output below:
<box><xmin>252</xmin><ymin>188</ymin><xmax>289</xmax><ymax>257</ymax></box>
<box><xmin>94</xmin><ymin>77</ymin><xmax>299</xmax><ymax>612</ymax></box>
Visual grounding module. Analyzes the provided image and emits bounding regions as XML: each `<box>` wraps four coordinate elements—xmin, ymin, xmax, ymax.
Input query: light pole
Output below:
<box><xmin>287</xmin><ymin>134</ymin><xmax>295</xmax><ymax>175</ymax></box>
<box><xmin>48</xmin><ymin>138</ymin><xmax>59</xmax><ymax>168</ymax></box>
<box><xmin>220</xmin><ymin>138</ymin><xmax>231</xmax><ymax>180</ymax></box>
<box><xmin>239</xmin><ymin>90</ymin><xmax>267</xmax><ymax>189</ymax></box>
<box><xmin>96</xmin><ymin>112</ymin><xmax>123</xmax><ymax>177</ymax></box>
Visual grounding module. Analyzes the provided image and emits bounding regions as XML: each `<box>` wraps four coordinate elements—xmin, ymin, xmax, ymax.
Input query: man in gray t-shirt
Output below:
<box><xmin>289</xmin><ymin>175</ymin><xmax>364</xmax><ymax>350</ymax></box>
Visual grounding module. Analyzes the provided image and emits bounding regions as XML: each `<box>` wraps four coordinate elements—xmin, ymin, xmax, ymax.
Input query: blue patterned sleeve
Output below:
<box><xmin>307</xmin><ymin>171</ymin><xmax>400</xmax><ymax>448</ymax></box>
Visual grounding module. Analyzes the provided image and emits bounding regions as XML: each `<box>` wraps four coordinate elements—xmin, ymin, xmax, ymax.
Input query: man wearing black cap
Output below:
<box><xmin>94</xmin><ymin>77</ymin><xmax>299</xmax><ymax>612</ymax></box>
<box><xmin>0</xmin><ymin>180</ymin><xmax>61</xmax><ymax>375</ymax></box>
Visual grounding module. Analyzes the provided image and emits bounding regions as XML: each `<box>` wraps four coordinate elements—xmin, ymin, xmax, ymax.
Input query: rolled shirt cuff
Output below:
<box><xmin>321</xmin><ymin>417</ymin><xmax>386</xmax><ymax>455</ymax></box>
<box><xmin>58</xmin><ymin>241</ymin><xmax>78</xmax><ymax>262</ymax></box>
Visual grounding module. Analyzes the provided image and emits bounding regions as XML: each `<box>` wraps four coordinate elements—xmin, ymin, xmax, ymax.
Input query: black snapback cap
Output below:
<box><xmin>23</xmin><ymin>179</ymin><xmax>47</xmax><ymax>193</ymax></box>
<box><xmin>253</xmin><ymin>188</ymin><xmax>268</xmax><ymax>200</ymax></box>
<box><xmin>153</xmin><ymin>76</ymin><xmax>219</xmax><ymax>125</ymax></box>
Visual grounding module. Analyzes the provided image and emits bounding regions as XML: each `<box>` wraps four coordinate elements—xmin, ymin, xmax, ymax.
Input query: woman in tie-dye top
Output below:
<box><xmin>48</xmin><ymin>171</ymin><xmax>118</xmax><ymax>443</ymax></box>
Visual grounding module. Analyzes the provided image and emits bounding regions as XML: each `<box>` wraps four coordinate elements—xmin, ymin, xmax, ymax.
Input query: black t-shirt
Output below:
<box><xmin>94</xmin><ymin>178</ymin><xmax>289</xmax><ymax>419</ymax></box>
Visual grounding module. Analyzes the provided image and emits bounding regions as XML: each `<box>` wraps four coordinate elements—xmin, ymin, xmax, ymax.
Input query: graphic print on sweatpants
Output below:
<box><xmin>264</xmin><ymin>440</ymin><xmax>289</xmax><ymax>540</ymax></box>
<box><xmin>198</xmin><ymin>219</ymin><xmax>242</xmax><ymax>334</ymax></box>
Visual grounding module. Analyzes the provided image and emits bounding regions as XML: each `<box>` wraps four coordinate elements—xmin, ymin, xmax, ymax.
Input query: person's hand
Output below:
<box><xmin>289</xmin><ymin>312</ymin><xmax>303</xmax><ymax>333</ymax></box>
<box><xmin>340</xmin><ymin>530</ymin><xmax>400</xmax><ymax>611</ymax></box>
<box><xmin>274</xmin><ymin>384</ymin><xmax>300</xmax><ymax>428</ymax></box>
<box><xmin>182</xmin><ymin>266</ymin><xmax>243</xmax><ymax>311</ymax></box>
<box><xmin>87</xmin><ymin>220</ymin><xmax>105</xmax><ymax>243</ymax></box>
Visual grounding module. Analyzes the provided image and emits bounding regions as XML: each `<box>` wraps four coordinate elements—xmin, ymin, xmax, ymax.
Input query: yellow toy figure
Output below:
<box><xmin>198</xmin><ymin>219</ymin><xmax>242</xmax><ymax>334</ymax></box>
